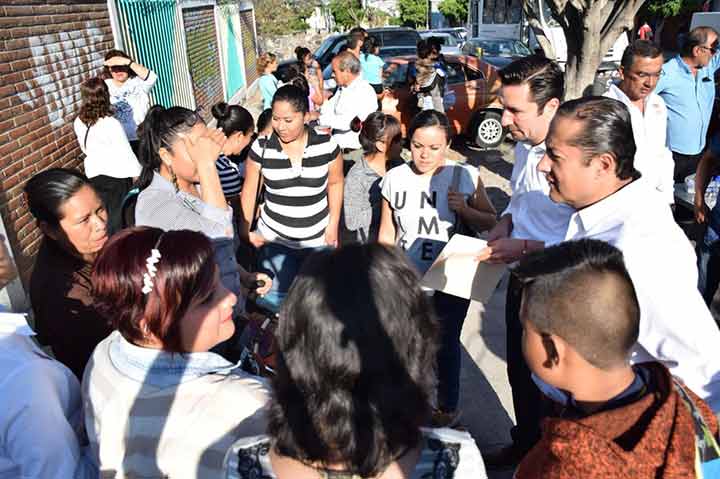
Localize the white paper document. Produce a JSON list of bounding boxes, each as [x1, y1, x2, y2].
[[421, 234, 506, 302]]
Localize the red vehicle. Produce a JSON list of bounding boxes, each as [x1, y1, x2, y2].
[[381, 54, 505, 148]]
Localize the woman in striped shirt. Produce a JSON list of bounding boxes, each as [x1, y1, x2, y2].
[[240, 84, 344, 312]]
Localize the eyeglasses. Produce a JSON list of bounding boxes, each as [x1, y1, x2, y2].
[[628, 70, 664, 80], [701, 45, 719, 54]]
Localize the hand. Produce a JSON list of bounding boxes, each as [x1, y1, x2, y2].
[[325, 225, 338, 248], [248, 232, 266, 249], [448, 191, 468, 213], [486, 220, 511, 242], [180, 128, 226, 168], [104, 56, 132, 67], [695, 196, 709, 224], [477, 238, 526, 264], [240, 272, 273, 297]]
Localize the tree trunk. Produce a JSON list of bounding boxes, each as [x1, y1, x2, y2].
[[564, 9, 604, 99]]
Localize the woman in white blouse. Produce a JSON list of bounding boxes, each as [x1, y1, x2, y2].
[[73, 77, 141, 233]]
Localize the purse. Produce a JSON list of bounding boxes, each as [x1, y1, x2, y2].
[[236, 136, 268, 270], [237, 310, 278, 377]]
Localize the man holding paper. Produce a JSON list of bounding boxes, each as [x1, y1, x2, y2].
[[478, 56, 574, 467]]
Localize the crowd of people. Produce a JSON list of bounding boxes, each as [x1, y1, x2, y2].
[[3, 23, 720, 479]]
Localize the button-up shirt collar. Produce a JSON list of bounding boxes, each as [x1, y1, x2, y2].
[[318, 76, 378, 150]]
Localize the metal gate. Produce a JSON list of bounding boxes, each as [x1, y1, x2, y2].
[[239, 8, 258, 88], [113, 0, 195, 109]]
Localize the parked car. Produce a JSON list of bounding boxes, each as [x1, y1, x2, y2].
[[428, 27, 468, 41], [275, 27, 421, 82], [461, 37, 533, 68], [419, 31, 464, 55], [381, 54, 505, 148]]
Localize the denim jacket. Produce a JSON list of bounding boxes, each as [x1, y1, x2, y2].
[[108, 331, 240, 388]]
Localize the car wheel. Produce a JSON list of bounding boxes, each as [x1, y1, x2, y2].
[[474, 111, 504, 148]]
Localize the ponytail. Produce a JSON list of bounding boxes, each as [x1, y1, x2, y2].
[[211, 102, 254, 137], [136, 105, 203, 191]]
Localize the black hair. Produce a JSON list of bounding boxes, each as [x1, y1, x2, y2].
[[257, 108, 272, 134], [499, 56, 564, 111], [407, 109, 452, 144], [363, 35, 380, 54], [347, 35, 363, 50], [286, 71, 310, 98], [103, 49, 137, 79], [620, 40, 663, 70], [514, 239, 640, 369], [136, 105, 203, 191], [427, 36, 443, 52], [268, 244, 438, 477], [553, 97, 639, 181], [349, 26, 367, 37], [416, 39, 432, 59], [272, 84, 309, 114], [359, 112, 401, 155], [681, 26, 719, 57], [25, 168, 93, 227], [295, 46, 312, 63], [211, 102, 254, 137]]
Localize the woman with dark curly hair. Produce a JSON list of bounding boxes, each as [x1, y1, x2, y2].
[[73, 77, 141, 233], [224, 244, 487, 479]]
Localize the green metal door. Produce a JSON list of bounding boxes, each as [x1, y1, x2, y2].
[[114, 0, 194, 109]]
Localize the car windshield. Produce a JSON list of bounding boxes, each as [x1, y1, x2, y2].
[[472, 39, 531, 56], [378, 47, 416, 58], [382, 31, 420, 46]]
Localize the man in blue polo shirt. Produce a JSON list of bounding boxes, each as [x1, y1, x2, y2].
[[655, 26, 720, 182]]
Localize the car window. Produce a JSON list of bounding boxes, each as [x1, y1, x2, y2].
[[381, 31, 421, 47], [383, 62, 409, 85], [464, 65, 485, 81], [445, 62, 466, 84], [513, 41, 532, 55]]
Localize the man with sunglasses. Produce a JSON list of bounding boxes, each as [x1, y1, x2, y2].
[[605, 40, 674, 205], [655, 26, 720, 183]]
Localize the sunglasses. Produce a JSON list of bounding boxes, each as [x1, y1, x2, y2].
[[109, 65, 130, 73]]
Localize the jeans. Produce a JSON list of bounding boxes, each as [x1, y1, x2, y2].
[[506, 273, 542, 450], [698, 205, 720, 306], [433, 291, 470, 412], [255, 242, 319, 313]]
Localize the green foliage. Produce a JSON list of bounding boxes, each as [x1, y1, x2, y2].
[[255, 0, 319, 36], [399, 0, 427, 27], [438, 0, 468, 26], [329, 0, 364, 29], [646, 0, 703, 17]]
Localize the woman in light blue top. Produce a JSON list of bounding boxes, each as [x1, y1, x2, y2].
[[362, 36, 386, 95], [257, 53, 279, 110]]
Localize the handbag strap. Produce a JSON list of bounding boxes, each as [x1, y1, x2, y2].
[[84, 124, 91, 149], [672, 378, 720, 469], [249, 135, 269, 232], [451, 163, 464, 232]]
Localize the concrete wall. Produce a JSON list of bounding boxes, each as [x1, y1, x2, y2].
[[0, 0, 114, 284]]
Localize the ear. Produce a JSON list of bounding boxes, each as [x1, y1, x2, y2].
[[158, 146, 173, 168], [541, 333, 561, 368], [375, 139, 387, 153], [303, 112, 310, 125], [543, 97, 560, 117], [593, 152, 616, 178], [618, 66, 625, 82]]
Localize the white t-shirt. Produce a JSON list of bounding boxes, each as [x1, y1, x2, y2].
[[105, 71, 158, 141], [381, 160, 479, 274], [73, 116, 142, 179]]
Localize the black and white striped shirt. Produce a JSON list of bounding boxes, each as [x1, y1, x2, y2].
[[249, 130, 340, 248], [215, 154, 243, 199]]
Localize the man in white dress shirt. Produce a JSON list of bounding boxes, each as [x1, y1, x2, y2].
[[318, 50, 378, 164], [538, 97, 720, 413], [604, 40, 674, 204], [480, 56, 575, 467]]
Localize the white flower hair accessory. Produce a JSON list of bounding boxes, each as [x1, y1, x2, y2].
[[141, 236, 164, 295]]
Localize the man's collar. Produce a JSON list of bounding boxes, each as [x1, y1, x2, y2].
[[607, 83, 652, 111], [574, 178, 641, 231]]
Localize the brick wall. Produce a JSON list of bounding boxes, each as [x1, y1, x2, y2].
[[183, 6, 223, 122], [239, 8, 258, 88], [0, 1, 114, 284]]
